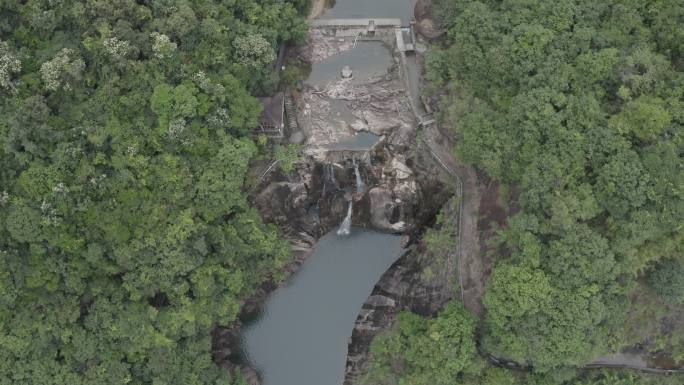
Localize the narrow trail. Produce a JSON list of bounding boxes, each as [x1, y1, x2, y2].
[[421, 124, 684, 374], [248, 160, 280, 194], [400, 41, 485, 316], [420, 124, 484, 316], [401, 18, 681, 377], [583, 363, 684, 374]]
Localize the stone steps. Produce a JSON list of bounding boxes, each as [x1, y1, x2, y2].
[[284, 94, 299, 131]]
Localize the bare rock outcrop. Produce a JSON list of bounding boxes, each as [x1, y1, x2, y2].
[[344, 244, 457, 385], [414, 0, 446, 40], [368, 187, 406, 233], [343, 139, 461, 385]]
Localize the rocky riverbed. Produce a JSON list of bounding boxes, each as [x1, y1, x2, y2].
[[251, 28, 429, 238], [298, 30, 416, 161]]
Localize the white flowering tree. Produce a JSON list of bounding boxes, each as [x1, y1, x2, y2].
[[150, 32, 177, 59], [39, 48, 85, 92], [103, 37, 133, 61], [0, 40, 21, 94], [233, 33, 276, 69]]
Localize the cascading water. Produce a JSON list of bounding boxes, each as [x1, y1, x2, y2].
[[336, 201, 352, 236], [352, 157, 366, 194], [328, 163, 337, 186], [322, 163, 337, 197]]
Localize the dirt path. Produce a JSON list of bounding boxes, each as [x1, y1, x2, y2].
[[421, 124, 485, 316], [308, 0, 326, 20]]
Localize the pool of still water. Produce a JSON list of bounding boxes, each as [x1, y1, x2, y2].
[[240, 228, 403, 385]]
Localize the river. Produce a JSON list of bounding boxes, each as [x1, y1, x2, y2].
[[240, 1, 419, 384], [240, 229, 403, 385]]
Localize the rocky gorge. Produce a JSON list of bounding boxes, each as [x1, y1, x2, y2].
[[213, 7, 463, 385], [251, 26, 445, 242]]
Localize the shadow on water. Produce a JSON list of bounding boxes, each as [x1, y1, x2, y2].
[[240, 228, 403, 385]]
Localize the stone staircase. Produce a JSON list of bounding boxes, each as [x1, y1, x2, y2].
[[284, 94, 299, 131]]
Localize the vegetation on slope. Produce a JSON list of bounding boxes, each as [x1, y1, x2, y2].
[[0, 1, 306, 384], [368, 0, 683, 383]]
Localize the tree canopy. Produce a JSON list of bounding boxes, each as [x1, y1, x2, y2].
[[365, 302, 481, 385], [428, 0, 684, 372], [0, 0, 306, 384]]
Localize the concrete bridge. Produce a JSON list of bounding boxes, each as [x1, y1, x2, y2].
[[308, 18, 416, 53]]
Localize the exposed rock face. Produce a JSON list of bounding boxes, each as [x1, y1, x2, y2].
[[254, 180, 316, 236], [253, 164, 337, 234], [344, 245, 457, 385], [252, 151, 422, 238], [241, 366, 261, 385], [414, 0, 446, 40], [252, 36, 431, 236], [368, 187, 405, 233], [297, 31, 415, 161], [300, 76, 414, 160], [343, 141, 461, 385], [391, 156, 412, 180], [350, 119, 368, 132], [272, 125, 442, 234], [218, 25, 459, 385], [304, 28, 355, 64]]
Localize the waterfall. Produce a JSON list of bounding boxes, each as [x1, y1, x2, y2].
[[328, 163, 337, 186], [336, 201, 352, 236], [322, 163, 337, 197], [308, 203, 320, 224], [352, 157, 366, 194]]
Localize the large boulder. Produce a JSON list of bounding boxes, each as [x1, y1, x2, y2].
[[241, 366, 261, 385], [368, 187, 406, 233], [341, 65, 353, 78], [414, 0, 446, 40], [254, 181, 315, 236], [391, 156, 413, 180]]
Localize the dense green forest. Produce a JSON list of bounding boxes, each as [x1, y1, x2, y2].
[[368, 0, 683, 384], [0, 1, 307, 384], [2, 0, 683, 384], [365, 303, 683, 385]]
